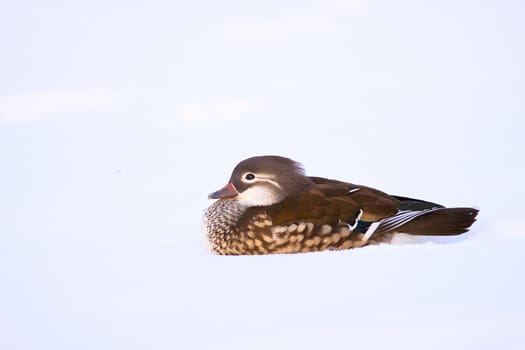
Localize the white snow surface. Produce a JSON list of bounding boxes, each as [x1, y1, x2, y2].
[[2, 1, 525, 349], [2, 176, 524, 349]]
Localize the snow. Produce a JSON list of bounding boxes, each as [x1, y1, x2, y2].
[[4, 236, 525, 349], [2, 0, 525, 349], [2, 169, 524, 349]]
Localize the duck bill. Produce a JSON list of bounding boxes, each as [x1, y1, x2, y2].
[[208, 183, 238, 199]]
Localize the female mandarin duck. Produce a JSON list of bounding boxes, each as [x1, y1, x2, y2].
[[204, 156, 478, 255]]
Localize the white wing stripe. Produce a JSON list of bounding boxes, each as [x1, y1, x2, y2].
[[375, 208, 442, 235], [350, 209, 363, 231], [362, 221, 381, 241]]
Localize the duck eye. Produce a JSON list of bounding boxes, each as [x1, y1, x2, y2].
[[244, 173, 255, 181]]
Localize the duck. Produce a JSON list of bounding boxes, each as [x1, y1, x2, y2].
[[204, 155, 478, 255]]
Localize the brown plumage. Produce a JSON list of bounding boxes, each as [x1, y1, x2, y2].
[[204, 156, 479, 255]]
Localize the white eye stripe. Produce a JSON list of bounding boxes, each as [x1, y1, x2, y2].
[[259, 177, 283, 190], [240, 172, 283, 190]]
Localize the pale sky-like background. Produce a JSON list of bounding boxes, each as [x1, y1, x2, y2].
[[1, 1, 525, 349]]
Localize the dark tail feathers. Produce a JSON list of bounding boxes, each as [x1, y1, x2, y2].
[[397, 208, 479, 236]]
